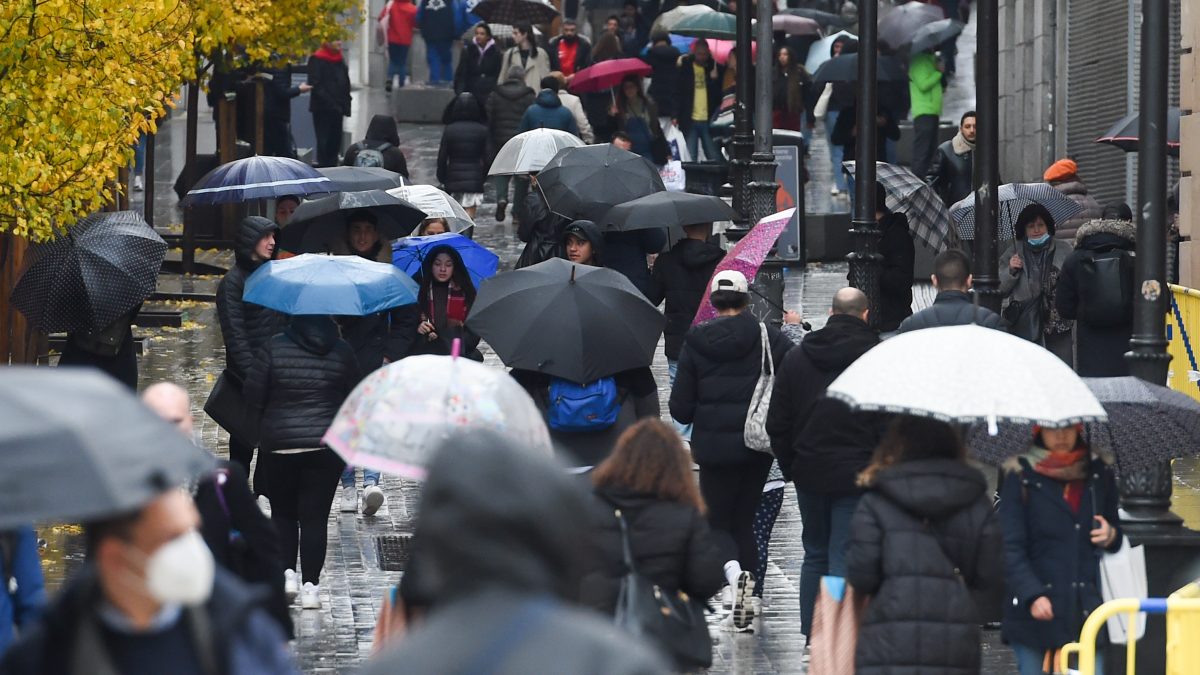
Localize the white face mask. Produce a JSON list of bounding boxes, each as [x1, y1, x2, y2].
[[142, 530, 215, 606]]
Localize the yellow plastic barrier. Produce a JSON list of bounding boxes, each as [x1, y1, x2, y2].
[[1059, 594, 1200, 675], [1167, 582, 1200, 675], [1167, 284, 1200, 401]]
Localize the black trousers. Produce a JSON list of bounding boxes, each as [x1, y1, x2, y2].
[[260, 449, 345, 584], [312, 110, 344, 167], [698, 453, 773, 571], [912, 114, 940, 180]]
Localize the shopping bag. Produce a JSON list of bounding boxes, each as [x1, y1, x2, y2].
[[664, 122, 691, 163], [376, 0, 393, 47], [809, 576, 867, 675], [204, 369, 260, 446], [659, 160, 686, 192], [1099, 536, 1147, 643]]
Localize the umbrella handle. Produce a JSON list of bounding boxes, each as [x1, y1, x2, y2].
[[451, 337, 461, 359]]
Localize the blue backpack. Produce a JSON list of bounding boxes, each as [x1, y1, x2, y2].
[[547, 377, 620, 432]]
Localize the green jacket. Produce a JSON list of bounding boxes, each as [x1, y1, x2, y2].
[[908, 53, 943, 118]]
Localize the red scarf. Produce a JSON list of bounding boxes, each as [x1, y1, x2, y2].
[[313, 46, 344, 62], [1024, 446, 1089, 513], [426, 282, 468, 327]]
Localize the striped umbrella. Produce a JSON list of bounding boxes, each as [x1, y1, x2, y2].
[[843, 160, 957, 252], [949, 182, 1084, 241], [184, 156, 332, 206]]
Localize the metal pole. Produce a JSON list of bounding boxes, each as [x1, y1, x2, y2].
[[747, 0, 778, 226], [144, 130, 155, 227], [971, 0, 1001, 313], [846, 0, 880, 324], [1122, 0, 1179, 526], [730, 0, 755, 225], [182, 82, 199, 275]]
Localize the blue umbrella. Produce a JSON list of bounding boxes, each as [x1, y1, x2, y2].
[[244, 254, 419, 316], [392, 232, 500, 288], [184, 156, 333, 206]]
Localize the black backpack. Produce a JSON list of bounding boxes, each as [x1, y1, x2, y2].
[[350, 141, 392, 168], [1077, 247, 1136, 328]]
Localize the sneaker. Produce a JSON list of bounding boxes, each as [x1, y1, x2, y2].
[[721, 585, 733, 611], [732, 571, 756, 630], [830, 186, 841, 196], [719, 612, 755, 633], [300, 582, 320, 609], [385, 80, 393, 92], [133, 175, 144, 191], [340, 486, 358, 513], [495, 200, 508, 221], [284, 569, 299, 602], [256, 495, 272, 518], [362, 485, 385, 516]]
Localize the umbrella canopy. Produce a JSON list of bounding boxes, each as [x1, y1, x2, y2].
[[316, 166, 407, 192], [569, 58, 653, 94], [652, 4, 715, 35], [842, 161, 957, 252], [472, 0, 557, 24], [11, 211, 167, 334], [386, 184, 475, 232], [537, 144, 665, 221], [706, 38, 757, 66], [392, 232, 500, 288], [827, 324, 1108, 428], [693, 209, 795, 325], [488, 128, 586, 175], [812, 53, 907, 86], [323, 355, 552, 480], [603, 191, 737, 234], [950, 182, 1084, 241], [671, 11, 737, 39], [878, 0, 945, 51], [1096, 107, 1182, 158], [184, 156, 332, 206], [805, 30, 856, 73], [772, 14, 822, 36], [966, 376, 1200, 472], [907, 18, 965, 55], [782, 7, 847, 29], [467, 258, 665, 383], [244, 254, 419, 315], [277, 190, 427, 253], [0, 368, 214, 530]]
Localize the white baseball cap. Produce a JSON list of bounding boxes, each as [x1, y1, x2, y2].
[[710, 270, 749, 294]]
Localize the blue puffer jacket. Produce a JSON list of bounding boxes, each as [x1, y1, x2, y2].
[[0, 527, 45, 657], [518, 90, 579, 136]]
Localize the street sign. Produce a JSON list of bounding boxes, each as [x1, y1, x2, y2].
[[772, 144, 804, 262]]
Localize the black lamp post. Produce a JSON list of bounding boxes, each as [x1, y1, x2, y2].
[[971, 0, 1001, 312], [730, 0, 755, 225], [747, 0, 778, 226], [845, 0, 881, 321]]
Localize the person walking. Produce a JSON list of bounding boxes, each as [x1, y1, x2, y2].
[[518, 81, 581, 136], [1055, 218, 1137, 377], [343, 114, 410, 177], [610, 75, 666, 164], [244, 315, 360, 610], [1000, 203, 1074, 364], [560, 219, 604, 267], [772, 46, 811, 134], [831, 102, 901, 173], [675, 39, 723, 163], [380, 0, 418, 91], [437, 93, 489, 219], [926, 110, 975, 205], [307, 41, 352, 167], [847, 415, 1005, 674], [417, 0, 458, 85], [57, 307, 140, 390], [641, 33, 680, 126], [669, 270, 793, 632], [766, 287, 884, 641], [410, 245, 483, 360], [0, 526, 45, 657], [898, 248, 1004, 332], [908, 48, 945, 179], [487, 66, 537, 222], [817, 36, 856, 196], [216, 216, 286, 482], [514, 176, 567, 268], [549, 72, 594, 142], [873, 181, 916, 333], [548, 19, 592, 80], [261, 64, 311, 158], [1044, 159, 1104, 243], [499, 24, 552, 91], [999, 424, 1122, 675], [454, 22, 501, 102]]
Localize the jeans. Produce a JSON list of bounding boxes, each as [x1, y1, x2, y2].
[[825, 110, 848, 191], [132, 134, 147, 174], [1011, 643, 1104, 675], [666, 359, 692, 441], [340, 465, 381, 488], [911, 114, 940, 179], [426, 40, 453, 83], [796, 488, 861, 637], [685, 121, 719, 163], [387, 43, 410, 86], [260, 449, 345, 584], [698, 454, 773, 570]]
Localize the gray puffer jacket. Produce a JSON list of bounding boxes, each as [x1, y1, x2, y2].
[[1050, 179, 1104, 242]]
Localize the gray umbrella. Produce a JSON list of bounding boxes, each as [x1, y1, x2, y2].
[[0, 368, 214, 529], [907, 18, 964, 55], [878, 1, 944, 51], [603, 192, 737, 234], [278, 190, 427, 253]]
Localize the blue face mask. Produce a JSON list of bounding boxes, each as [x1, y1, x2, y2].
[[1027, 233, 1051, 247]]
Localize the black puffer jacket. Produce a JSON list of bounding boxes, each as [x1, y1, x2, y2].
[[243, 315, 359, 452], [579, 486, 725, 615], [1055, 219, 1137, 377], [454, 40, 502, 103], [646, 238, 725, 360], [307, 51, 351, 116], [847, 459, 1005, 675], [437, 93, 490, 194], [342, 114, 409, 177], [669, 311, 792, 465], [766, 313, 885, 490], [877, 212, 916, 332], [897, 290, 1004, 333], [216, 216, 286, 381], [641, 44, 682, 118], [486, 79, 537, 153]]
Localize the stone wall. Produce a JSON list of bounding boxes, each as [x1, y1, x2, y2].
[[997, 0, 1060, 184]]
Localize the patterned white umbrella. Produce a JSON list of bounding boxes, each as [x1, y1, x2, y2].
[[488, 129, 586, 176], [949, 182, 1084, 241], [827, 325, 1107, 430], [387, 184, 474, 232]]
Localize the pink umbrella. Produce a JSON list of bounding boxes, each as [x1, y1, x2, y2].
[[706, 39, 757, 66], [693, 208, 795, 326], [569, 58, 653, 94]]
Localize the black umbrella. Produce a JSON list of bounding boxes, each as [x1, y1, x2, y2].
[[10, 211, 167, 334], [1096, 107, 1182, 158], [538, 144, 666, 221], [811, 53, 908, 87], [0, 368, 214, 529], [466, 258, 665, 383], [473, 0, 558, 25], [878, 1, 944, 51], [907, 18, 964, 55], [781, 7, 846, 29], [277, 190, 427, 253], [603, 191, 737, 233], [316, 166, 407, 192]]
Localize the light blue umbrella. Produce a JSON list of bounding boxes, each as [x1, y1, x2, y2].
[[392, 232, 499, 288], [805, 30, 856, 73], [244, 254, 419, 315]]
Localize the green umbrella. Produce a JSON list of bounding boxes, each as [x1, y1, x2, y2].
[[671, 11, 737, 40]]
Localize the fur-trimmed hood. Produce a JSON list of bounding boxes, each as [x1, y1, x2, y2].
[[1075, 218, 1136, 247]]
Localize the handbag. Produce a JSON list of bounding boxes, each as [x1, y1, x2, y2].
[[1002, 297, 1043, 343], [612, 509, 713, 670], [204, 369, 260, 446], [809, 576, 867, 675], [1099, 535, 1148, 643], [743, 322, 775, 454], [658, 160, 687, 193]]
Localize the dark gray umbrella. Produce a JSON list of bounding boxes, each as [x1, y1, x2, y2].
[[0, 368, 214, 529], [1096, 107, 1182, 158], [538, 144, 665, 221], [473, 0, 558, 25], [10, 211, 167, 333], [603, 192, 737, 233], [316, 166, 407, 192], [466, 258, 665, 383], [277, 190, 427, 253], [781, 7, 847, 29], [878, 1, 944, 51], [907, 18, 964, 55], [811, 53, 908, 87]]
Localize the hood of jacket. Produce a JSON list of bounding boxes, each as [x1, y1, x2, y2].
[[534, 88, 563, 108], [1075, 218, 1136, 248], [406, 432, 588, 606], [646, 44, 681, 64], [800, 313, 878, 371], [563, 219, 604, 254], [284, 315, 339, 355], [365, 114, 401, 145], [1052, 178, 1091, 198], [674, 238, 725, 269], [871, 458, 988, 520], [495, 80, 535, 101], [446, 92, 484, 123], [235, 216, 279, 270], [684, 310, 760, 362]]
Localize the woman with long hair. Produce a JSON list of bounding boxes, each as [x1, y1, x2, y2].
[[772, 46, 811, 135], [608, 74, 665, 163], [454, 22, 501, 102], [846, 415, 1003, 674], [586, 32, 626, 141], [499, 24, 551, 90], [412, 245, 483, 360]]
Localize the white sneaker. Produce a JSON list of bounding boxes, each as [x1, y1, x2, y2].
[[133, 175, 144, 191], [284, 569, 298, 602], [719, 611, 755, 633], [256, 495, 272, 518], [720, 585, 733, 610], [340, 486, 358, 513], [300, 582, 321, 609], [361, 485, 385, 516], [830, 186, 840, 196], [732, 571, 756, 630]]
